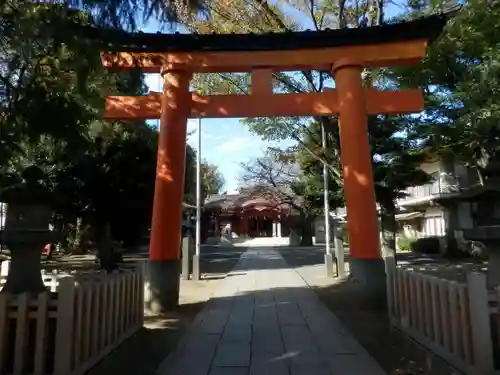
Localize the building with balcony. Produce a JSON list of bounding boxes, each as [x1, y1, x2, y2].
[[394, 156, 480, 238], [331, 155, 483, 239]]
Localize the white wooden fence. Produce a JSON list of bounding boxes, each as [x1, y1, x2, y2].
[[0, 261, 145, 375], [387, 266, 497, 375]]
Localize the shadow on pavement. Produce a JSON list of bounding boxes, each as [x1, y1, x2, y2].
[[279, 247, 460, 375]]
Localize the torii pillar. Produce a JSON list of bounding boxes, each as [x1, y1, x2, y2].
[[146, 66, 192, 314], [333, 59, 385, 306]]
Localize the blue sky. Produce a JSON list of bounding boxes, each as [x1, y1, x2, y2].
[[140, 3, 404, 192]]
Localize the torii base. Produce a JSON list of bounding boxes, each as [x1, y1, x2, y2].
[[349, 258, 387, 311], [144, 259, 180, 314]]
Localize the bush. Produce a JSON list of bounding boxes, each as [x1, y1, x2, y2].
[[466, 240, 488, 260], [396, 235, 413, 252], [454, 239, 488, 260], [339, 223, 349, 245], [410, 236, 441, 255]]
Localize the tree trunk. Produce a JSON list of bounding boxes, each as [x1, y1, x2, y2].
[[96, 223, 119, 273], [299, 214, 314, 246], [70, 217, 86, 254], [477, 167, 485, 185]]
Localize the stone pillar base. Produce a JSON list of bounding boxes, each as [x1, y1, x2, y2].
[[192, 254, 200, 281], [145, 259, 180, 314], [349, 258, 387, 310], [181, 237, 191, 280], [324, 253, 335, 278]]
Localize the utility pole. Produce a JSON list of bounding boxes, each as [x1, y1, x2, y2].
[[193, 117, 202, 280], [322, 123, 334, 277]]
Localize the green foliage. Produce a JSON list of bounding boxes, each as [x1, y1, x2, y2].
[[396, 234, 414, 252], [201, 161, 225, 198], [63, 221, 92, 254], [65, 0, 205, 29], [394, 0, 500, 181], [337, 222, 349, 245], [297, 120, 344, 212], [184, 145, 197, 203], [0, 3, 198, 251]]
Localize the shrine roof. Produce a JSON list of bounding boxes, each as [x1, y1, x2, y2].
[[203, 191, 290, 212], [85, 9, 458, 53]]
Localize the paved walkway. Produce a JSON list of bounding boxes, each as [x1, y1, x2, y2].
[[156, 249, 387, 375]]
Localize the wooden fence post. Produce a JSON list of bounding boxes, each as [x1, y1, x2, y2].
[[54, 277, 76, 375], [467, 272, 495, 374], [137, 261, 146, 327], [34, 292, 50, 375], [0, 293, 8, 372]]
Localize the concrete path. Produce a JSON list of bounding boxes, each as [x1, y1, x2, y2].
[[156, 248, 387, 375]]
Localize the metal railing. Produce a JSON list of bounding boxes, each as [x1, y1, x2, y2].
[[401, 173, 460, 201]]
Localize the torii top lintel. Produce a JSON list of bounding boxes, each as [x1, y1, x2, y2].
[[99, 12, 453, 74]]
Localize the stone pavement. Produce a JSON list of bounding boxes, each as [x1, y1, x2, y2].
[[155, 248, 387, 375]]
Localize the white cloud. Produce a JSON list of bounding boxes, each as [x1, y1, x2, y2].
[[217, 137, 257, 154]]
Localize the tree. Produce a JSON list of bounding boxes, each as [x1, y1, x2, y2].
[[0, 3, 197, 268], [183, 145, 197, 204], [201, 161, 225, 198], [296, 116, 430, 254], [239, 151, 317, 246], [393, 0, 500, 185], [181, 0, 387, 183], [64, 0, 206, 30]]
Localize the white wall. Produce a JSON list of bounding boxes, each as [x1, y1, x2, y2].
[[419, 161, 442, 175], [422, 206, 446, 236]]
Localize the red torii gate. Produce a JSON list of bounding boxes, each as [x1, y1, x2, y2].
[[100, 12, 451, 312]]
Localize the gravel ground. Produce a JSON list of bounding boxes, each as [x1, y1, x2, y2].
[[395, 252, 486, 283]]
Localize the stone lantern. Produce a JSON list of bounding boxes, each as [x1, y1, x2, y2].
[[0, 166, 56, 294]]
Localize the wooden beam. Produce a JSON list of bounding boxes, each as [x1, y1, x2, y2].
[[101, 40, 427, 73], [251, 70, 273, 95], [105, 89, 424, 119]]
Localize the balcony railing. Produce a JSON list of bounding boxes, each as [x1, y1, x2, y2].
[[400, 173, 459, 201], [332, 174, 461, 214]]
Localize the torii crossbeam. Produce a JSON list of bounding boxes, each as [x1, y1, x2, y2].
[[99, 12, 452, 312]]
